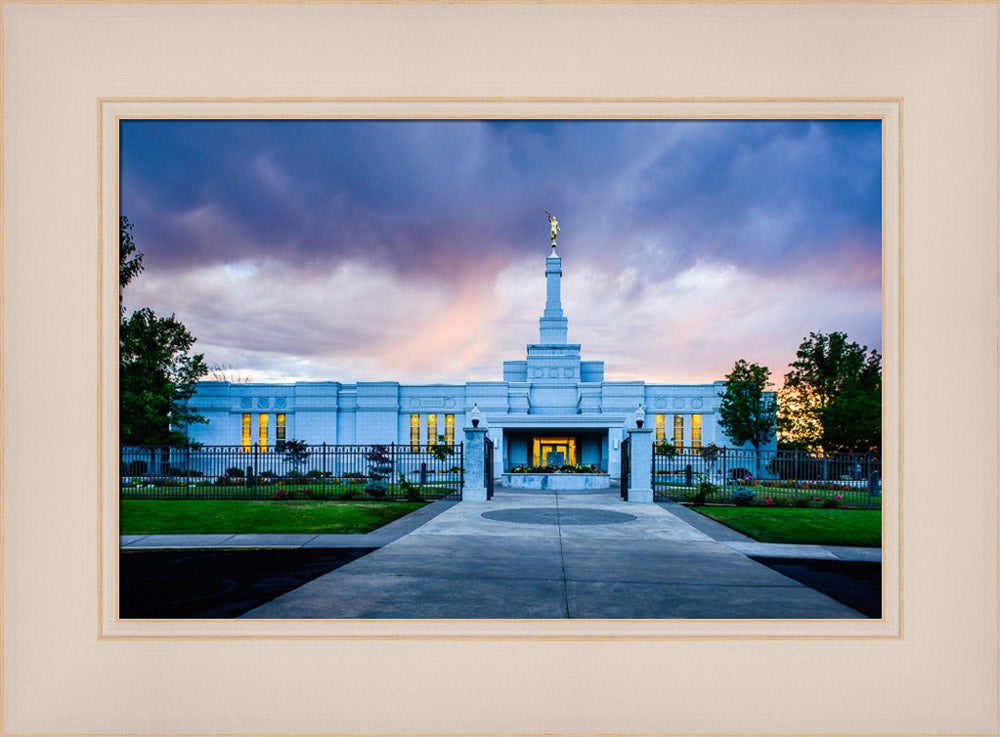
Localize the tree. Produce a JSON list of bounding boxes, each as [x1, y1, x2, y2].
[[119, 216, 143, 316], [717, 359, 776, 477], [780, 331, 881, 452], [207, 363, 254, 383], [428, 434, 456, 462], [282, 439, 309, 473], [775, 384, 822, 451], [119, 217, 208, 446]]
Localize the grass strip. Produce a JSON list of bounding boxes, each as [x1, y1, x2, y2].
[[691, 506, 881, 547], [121, 500, 425, 535]]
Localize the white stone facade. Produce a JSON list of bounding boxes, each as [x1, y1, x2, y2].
[[186, 249, 775, 480]]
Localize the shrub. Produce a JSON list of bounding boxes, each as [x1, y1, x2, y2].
[[366, 445, 393, 481], [398, 474, 423, 502], [728, 467, 751, 481], [731, 487, 755, 506], [225, 466, 245, 478], [654, 441, 677, 457], [364, 481, 388, 499], [125, 460, 148, 476], [342, 471, 366, 480], [259, 470, 276, 478], [694, 481, 715, 505], [339, 487, 359, 500], [428, 435, 456, 462], [793, 496, 812, 508], [306, 469, 324, 479], [272, 487, 311, 501]]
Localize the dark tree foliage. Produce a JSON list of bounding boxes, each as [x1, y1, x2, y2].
[[282, 439, 309, 470], [781, 331, 881, 452], [119, 216, 143, 315], [119, 217, 207, 446], [718, 360, 777, 476]]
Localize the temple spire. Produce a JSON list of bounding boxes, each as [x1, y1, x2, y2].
[[539, 245, 568, 344]]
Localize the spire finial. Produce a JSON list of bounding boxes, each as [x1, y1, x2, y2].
[[545, 211, 560, 249]]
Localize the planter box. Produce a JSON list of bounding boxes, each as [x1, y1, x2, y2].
[[501, 472, 611, 490]]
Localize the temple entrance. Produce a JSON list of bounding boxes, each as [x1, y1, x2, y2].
[[533, 436, 576, 467], [502, 429, 608, 474]]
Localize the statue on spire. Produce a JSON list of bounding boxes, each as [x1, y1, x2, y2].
[[545, 211, 560, 249]]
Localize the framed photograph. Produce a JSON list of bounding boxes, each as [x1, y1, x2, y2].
[[112, 114, 890, 627], [3, 2, 996, 735]]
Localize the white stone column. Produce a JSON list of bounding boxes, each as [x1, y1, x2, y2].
[[463, 426, 489, 501], [626, 427, 654, 503]]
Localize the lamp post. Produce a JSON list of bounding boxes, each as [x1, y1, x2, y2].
[[635, 404, 646, 429], [470, 403, 481, 428]]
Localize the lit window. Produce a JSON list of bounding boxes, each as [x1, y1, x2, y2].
[[691, 414, 702, 452], [410, 414, 420, 452], [276, 414, 286, 453], [427, 414, 438, 445], [654, 414, 666, 443], [673, 414, 684, 451], [241, 413, 252, 451], [445, 414, 455, 444], [259, 413, 269, 452]]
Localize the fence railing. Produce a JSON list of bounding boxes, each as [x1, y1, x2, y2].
[[121, 443, 464, 501], [651, 446, 881, 509]]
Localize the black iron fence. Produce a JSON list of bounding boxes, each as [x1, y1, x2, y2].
[[121, 443, 464, 501], [651, 446, 882, 509], [620, 435, 631, 500]]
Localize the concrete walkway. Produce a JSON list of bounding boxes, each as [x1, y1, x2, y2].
[[216, 487, 877, 619]]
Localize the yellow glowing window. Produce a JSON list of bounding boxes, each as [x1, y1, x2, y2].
[[427, 414, 438, 445], [673, 414, 684, 450], [258, 413, 269, 452], [445, 414, 455, 444], [410, 414, 420, 452], [654, 414, 666, 443], [241, 413, 252, 451], [691, 414, 702, 452], [276, 414, 286, 452]]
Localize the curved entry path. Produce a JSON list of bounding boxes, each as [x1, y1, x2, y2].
[[242, 487, 866, 619]]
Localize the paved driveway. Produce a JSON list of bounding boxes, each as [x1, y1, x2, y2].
[[241, 488, 867, 619]]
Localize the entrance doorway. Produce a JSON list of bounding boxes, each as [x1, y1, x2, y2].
[[533, 436, 576, 466]]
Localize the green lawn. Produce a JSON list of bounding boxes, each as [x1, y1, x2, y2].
[[691, 506, 881, 547], [655, 480, 880, 509], [120, 499, 425, 535]]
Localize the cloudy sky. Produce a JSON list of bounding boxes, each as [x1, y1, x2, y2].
[[119, 119, 881, 386]]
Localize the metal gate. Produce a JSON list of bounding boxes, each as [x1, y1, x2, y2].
[[485, 436, 494, 500], [620, 435, 630, 499]]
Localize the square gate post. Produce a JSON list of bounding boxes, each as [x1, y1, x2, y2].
[[462, 426, 489, 501], [626, 427, 654, 503]]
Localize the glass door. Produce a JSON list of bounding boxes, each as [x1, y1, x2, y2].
[[532, 436, 577, 466]]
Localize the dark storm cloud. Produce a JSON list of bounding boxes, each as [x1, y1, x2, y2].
[[122, 119, 880, 279]]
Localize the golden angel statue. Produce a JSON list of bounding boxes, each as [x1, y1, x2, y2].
[[545, 211, 560, 247]]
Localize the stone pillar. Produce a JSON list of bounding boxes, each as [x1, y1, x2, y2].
[[463, 426, 489, 501], [626, 427, 654, 503]]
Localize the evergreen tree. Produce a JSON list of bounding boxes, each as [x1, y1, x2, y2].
[[718, 359, 776, 477]]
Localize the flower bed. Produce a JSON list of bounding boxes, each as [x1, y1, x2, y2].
[[508, 463, 601, 474]]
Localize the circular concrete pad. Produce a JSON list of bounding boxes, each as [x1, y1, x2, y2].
[[481, 508, 637, 526]]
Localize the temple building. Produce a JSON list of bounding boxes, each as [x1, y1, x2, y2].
[[186, 243, 773, 480]]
